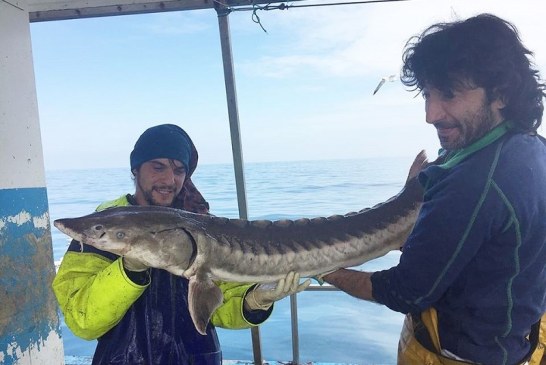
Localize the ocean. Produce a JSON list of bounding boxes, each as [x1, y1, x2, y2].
[[47, 156, 415, 364]]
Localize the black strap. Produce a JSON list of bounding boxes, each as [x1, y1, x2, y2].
[[411, 313, 475, 364], [411, 312, 438, 353], [411, 313, 541, 365], [518, 319, 541, 364]]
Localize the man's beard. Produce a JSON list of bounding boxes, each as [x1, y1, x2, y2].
[[143, 189, 174, 207], [137, 180, 177, 207], [440, 101, 500, 151]]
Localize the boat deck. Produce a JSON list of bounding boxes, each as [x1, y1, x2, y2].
[[65, 356, 358, 365]]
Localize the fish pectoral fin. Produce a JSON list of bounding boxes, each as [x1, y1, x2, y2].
[[188, 275, 223, 336]]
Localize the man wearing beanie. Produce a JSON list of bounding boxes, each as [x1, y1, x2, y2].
[[53, 124, 309, 365]]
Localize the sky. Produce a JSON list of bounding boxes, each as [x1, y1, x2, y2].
[[29, 0, 546, 170]]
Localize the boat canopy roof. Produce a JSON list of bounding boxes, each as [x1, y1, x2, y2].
[[27, 0, 285, 22]]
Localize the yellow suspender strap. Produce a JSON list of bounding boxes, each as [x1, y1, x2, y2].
[[421, 307, 442, 352]]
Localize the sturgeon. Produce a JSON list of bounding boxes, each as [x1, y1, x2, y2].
[[54, 150, 429, 335]]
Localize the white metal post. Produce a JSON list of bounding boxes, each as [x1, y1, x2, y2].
[[0, 1, 64, 364]]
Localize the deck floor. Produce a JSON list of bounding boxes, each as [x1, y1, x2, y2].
[[65, 355, 358, 365]]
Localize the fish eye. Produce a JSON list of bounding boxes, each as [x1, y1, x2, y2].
[[116, 232, 125, 239], [94, 225, 103, 231]]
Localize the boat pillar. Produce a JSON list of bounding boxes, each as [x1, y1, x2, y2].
[[0, 1, 64, 364]]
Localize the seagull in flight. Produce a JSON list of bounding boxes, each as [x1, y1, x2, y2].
[[373, 74, 398, 95]]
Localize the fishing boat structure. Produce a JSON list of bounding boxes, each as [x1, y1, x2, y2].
[[1, 0, 412, 364]]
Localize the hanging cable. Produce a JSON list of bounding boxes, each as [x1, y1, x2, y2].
[[252, 3, 269, 33]]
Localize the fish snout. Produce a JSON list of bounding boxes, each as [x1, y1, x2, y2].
[[54, 218, 86, 242], [53, 218, 66, 231], [54, 218, 75, 236], [54, 218, 106, 243]]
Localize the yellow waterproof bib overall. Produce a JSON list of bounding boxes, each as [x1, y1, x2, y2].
[[397, 308, 543, 365]]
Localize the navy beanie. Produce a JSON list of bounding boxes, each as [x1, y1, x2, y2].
[[130, 124, 192, 172]]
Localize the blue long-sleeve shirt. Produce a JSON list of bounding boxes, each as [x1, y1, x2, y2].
[[372, 123, 546, 365]]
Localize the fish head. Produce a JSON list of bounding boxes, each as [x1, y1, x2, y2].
[[54, 206, 200, 273], [54, 212, 137, 255]]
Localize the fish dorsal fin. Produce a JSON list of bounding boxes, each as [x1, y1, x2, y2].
[[188, 274, 223, 335]]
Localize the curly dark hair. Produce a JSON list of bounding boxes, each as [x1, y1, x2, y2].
[[401, 13, 545, 132]]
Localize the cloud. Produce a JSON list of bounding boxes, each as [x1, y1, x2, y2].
[[236, 0, 546, 79]]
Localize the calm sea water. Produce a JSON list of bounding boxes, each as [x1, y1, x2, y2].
[[46, 157, 415, 364]]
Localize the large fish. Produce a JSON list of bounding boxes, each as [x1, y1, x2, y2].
[[54, 150, 429, 335]]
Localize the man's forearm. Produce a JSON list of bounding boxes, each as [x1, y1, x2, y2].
[[322, 268, 376, 302]]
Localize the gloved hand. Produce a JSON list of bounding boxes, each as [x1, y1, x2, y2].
[[122, 256, 148, 272], [244, 272, 311, 311]]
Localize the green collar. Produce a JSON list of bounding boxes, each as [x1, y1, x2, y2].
[[440, 121, 513, 169]]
